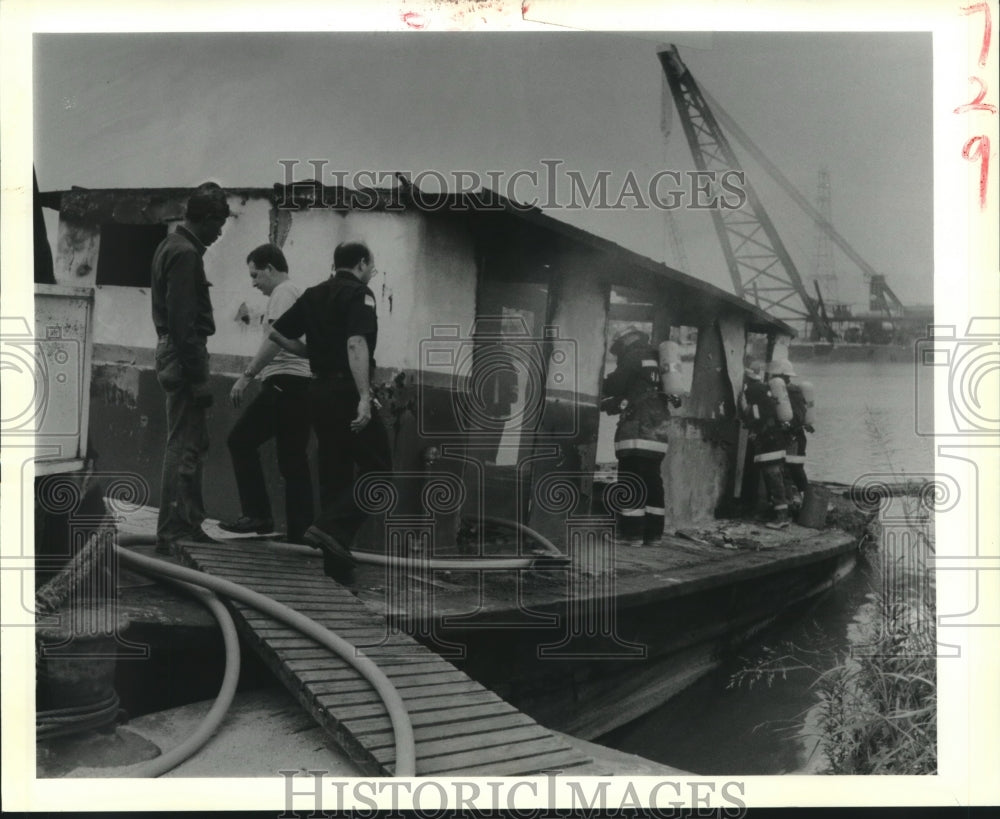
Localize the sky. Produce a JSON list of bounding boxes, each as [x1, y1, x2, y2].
[[8, 5, 1000, 811], [33, 29, 933, 310]]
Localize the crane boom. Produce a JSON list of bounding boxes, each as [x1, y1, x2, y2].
[[701, 88, 896, 297], [658, 45, 833, 340]]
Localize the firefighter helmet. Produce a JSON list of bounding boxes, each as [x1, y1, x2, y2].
[[610, 325, 649, 356], [767, 358, 796, 377]]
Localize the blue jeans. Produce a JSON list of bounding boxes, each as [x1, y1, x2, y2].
[[155, 336, 210, 544]]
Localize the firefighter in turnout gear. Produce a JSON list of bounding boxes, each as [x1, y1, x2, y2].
[[601, 327, 677, 545], [739, 360, 790, 527], [771, 359, 812, 505]]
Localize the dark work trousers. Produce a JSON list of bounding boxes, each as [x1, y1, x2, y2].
[[154, 336, 209, 545], [227, 375, 314, 543], [616, 454, 666, 543], [741, 435, 759, 510], [784, 429, 809, 494], [751, 429, 788, 515], [760, 462, 788, 513], [309, 377, 392, 550]]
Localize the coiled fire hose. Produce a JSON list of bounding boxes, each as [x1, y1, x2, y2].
[[59, 517, 565, 776], [113, 575, 241, 778], [115, 540, 417, 777]]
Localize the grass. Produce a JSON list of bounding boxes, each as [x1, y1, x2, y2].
[[810, 587, 936, 774], [730, 408, 937, 774], [730, 560, 937, 774]]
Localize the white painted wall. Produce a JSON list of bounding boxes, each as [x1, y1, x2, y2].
[[69, 196, 479, 377], [88, 195, 275, 357], [204, 197, 276, 358], [281, 208, 343, 288], [92, 283, 158, 350], [55, 221, 100, 286], [341, 210, 417, 372], [401, 213, 478, 374], [277, 208, 477, 374], [545, 258, 608, 401]]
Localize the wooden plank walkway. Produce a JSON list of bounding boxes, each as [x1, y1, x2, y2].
[[174, 538, 592, 776]]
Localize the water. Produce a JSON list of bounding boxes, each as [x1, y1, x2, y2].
[[602, 561, 878, 774], [595, 358, 934, 482], [599, 360, 934, 774], [798, 359, 933, 484]]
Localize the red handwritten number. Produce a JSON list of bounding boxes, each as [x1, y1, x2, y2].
[[958, 5, 994, 209], [962, 135, 991, 209], [954, 75, 999, 114], [962, 2, 993, 67]]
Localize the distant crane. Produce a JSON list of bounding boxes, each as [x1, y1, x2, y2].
[[658, 45, 909, 342], [811, 168, 839, 308]]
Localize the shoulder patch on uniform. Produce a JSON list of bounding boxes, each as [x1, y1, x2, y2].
[[364, 294, 376, 308]]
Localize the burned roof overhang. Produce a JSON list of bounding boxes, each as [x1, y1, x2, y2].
[[41, 186, 273, 225], [474, 191, 796, 338], [41, 183, 794, 337]]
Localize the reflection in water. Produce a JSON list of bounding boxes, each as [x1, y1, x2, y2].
[[602, 560, 878, 774]]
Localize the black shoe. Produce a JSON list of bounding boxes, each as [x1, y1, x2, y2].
[[303, 526, 356, 577], [155, 541, 175, 556], [219, 516, 275, 535], [322, 554, 356, 586]]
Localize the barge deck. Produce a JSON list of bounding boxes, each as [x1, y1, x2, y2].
[[142, 536, 592, 777], [109, 501, 862, 741]]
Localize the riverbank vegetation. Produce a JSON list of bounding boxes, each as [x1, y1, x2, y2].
[[731, 497, 936, 774]]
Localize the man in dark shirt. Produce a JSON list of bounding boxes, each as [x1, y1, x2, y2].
[[150, 182, 230, 553], [270, 241, 391, 583]]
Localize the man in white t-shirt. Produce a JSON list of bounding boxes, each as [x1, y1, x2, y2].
[[221, 244, 313, 543]]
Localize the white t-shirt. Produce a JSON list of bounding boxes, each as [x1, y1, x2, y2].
[[258, 279, 311, 380]]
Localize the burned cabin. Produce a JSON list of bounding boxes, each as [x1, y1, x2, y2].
[[37, 182, 794, 547]]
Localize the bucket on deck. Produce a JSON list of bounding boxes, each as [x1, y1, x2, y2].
[[797, 484, 829, 529]]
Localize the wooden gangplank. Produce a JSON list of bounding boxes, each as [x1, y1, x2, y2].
[[175, 539, 591, 776]]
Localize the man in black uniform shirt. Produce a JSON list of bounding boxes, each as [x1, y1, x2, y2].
[[269, 241, 390, 582]]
